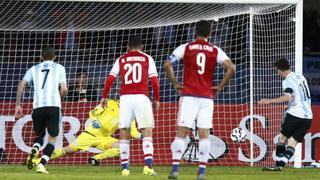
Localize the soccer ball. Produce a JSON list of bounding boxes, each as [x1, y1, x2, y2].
[[230, 127, 246, 143]]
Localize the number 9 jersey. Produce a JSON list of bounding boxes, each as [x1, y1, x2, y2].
[[169, 39, 229, 99], [109, 51, 158, 97]]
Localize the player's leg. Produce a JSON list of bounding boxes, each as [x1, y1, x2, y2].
[[36, 107, 60, 174], [274, 133, 288, 167], [90, 138, 120, 165], [51, 146, 79, 160], [119, 95, 134, 176], [134, 95, 157, 176], [196, 98, 213, 179], [263, 113, 293, 171], [277, 116, 312, 168], [169, 96, 199, 179], [28, 108, 46, 170]]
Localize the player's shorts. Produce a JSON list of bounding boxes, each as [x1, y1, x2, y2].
[[280, 113, 312, 142], [31, 106, 61, 137], [177, 96, 213, 129], [119, 94, 154, 129], [69, 132, 118, 151]]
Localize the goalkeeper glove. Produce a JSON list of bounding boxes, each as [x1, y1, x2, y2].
[[92, 120, 102, 129]]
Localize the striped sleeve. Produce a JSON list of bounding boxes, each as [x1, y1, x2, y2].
[[23, 67, 33, 83], [59, 65, 67, 84]]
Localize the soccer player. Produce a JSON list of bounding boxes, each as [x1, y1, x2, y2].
[[44, 100, 141, 165], [164, 20, 235, 179], [258, 58, 313, 171], [14, 46, 68, 174], [100, 36, 160, 176]]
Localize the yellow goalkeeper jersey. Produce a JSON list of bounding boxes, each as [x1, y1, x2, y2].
[[85, 100, 140, 138]]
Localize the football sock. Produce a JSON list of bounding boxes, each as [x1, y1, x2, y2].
[[50, 148, 66, 160], [93, 148, 120, 160], [143, 137, 154, 168], [275, 142, 286, 167], [33, 137, 44, 150], [198, 138, 211, 175], [120, 140, 130, 170], [40, 142, 55, 166], [171, 137, 185, 173]]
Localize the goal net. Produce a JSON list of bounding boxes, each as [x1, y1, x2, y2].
[[0, 0, 301, 167]]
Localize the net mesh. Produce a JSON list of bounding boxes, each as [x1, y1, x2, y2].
[[0, 0, 297, 166]]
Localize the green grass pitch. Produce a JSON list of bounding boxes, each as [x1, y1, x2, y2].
[[0, 165, 319, 180]]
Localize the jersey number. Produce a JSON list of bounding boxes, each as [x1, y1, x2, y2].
[[41, 69, 50, 89], [124, 63, 142, 84], [196, 53, 206, 75], [299, 81, 310, 101]]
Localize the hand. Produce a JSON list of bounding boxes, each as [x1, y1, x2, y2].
[[173, 83, 183, 91], [92, 120, 102, 129], [211, 85, 223, 93], [100, 98, 108, 108], [14, 105, 24, 120], [153, 101, 160, 111], [258, 98, 272, 105]]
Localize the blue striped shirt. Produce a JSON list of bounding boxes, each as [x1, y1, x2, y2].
[[23, 61, 67, 109], [282, 72, 313, 119]]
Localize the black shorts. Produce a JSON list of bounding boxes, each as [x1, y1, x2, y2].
[[280, 113, 312, 142], [31, 107, 61, 137]]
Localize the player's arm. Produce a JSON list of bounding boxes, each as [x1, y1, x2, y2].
[[148, 56, 160, 111], [15, 68, 33, 119], [15, 79, 28, 119], [163, 60, 182, 91], [59, 66, 68, 97], [163, 44, 186, 91], [100, 58, 119, 107], [213, 60, 235, 92], [258, 88, 292, 104]]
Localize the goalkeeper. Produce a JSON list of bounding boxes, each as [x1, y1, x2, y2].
[[38, 99, 141, 166]]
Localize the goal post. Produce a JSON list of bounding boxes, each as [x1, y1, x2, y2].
[[0, 0, 303, 167]]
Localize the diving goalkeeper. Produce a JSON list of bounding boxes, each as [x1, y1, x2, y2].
[[39, 99, 141, 166]]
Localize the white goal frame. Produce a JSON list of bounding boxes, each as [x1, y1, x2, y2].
[[38, 0, 304, 168], [1, 0, 303, 167]]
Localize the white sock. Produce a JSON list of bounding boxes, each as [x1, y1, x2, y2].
[[143, 137, 154, 167], [198, 138, 211, 169], [171, 137, 186, 164], [120, 140, 130, 169]]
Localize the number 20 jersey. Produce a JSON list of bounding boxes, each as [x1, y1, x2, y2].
[[109, 51, 158, 97], [169, 39, 229, 99]]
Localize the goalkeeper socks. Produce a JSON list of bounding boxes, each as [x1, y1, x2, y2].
[[40, 142, 55, 166], [143, 137, 154, 168], [33, 137, 44, 150], [198, 138, 210, 175], [171, 137, 186, 173], [93, 148, 120, 160], [275, 142, 286, 167], [50, 148, 66, 160], [120, 140, 130, 170]]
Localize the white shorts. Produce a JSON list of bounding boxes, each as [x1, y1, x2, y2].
[[119, 94, 154, 129], [177, 96, 213, 129]]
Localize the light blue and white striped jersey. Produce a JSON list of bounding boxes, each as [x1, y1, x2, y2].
[[282, 72, 312, 119], [23, 60, 67, 109]]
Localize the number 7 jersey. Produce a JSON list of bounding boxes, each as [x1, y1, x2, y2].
[[23, 60, 67, 109], [109, 51, 158, 97], [169, 39, 229, 99]]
